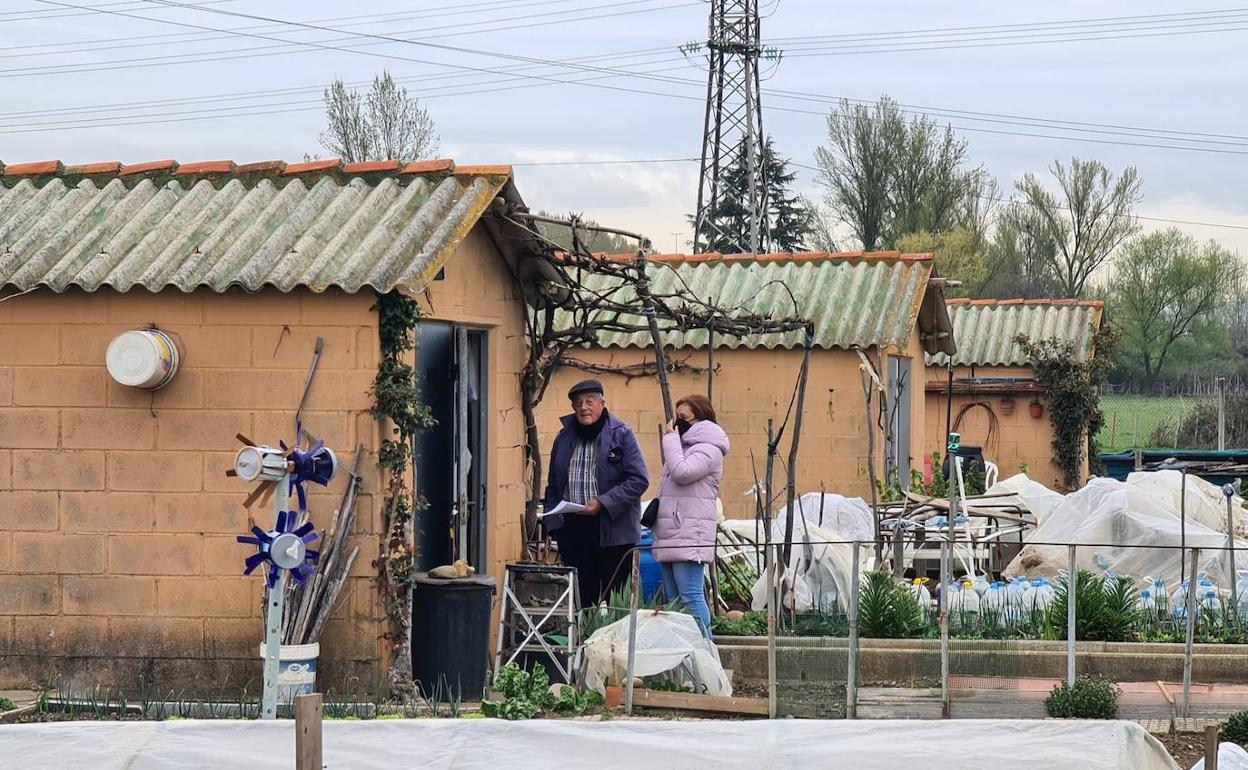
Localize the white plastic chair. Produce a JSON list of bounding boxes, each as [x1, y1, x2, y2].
[[984, 460, 999, 489]]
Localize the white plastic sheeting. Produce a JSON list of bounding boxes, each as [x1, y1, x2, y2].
[[1191, 742, 1248, 770], [986, 473, 1066, 526], [1126, 470, 1244, 535], [580, 609, 732, 696], [1005, 477, 1248, 588], [723, 493, 874, 614], [0, 718, 1179, 769]]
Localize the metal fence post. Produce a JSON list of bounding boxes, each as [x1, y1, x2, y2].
[[766, 545, 778, 719], [846, 541, 860, 719], [1067, 544, 1077, 688], [624, 548, 641, 716], [939, 538, 950, 719], [1183, 546, 1200, 718], [1218, 377, 1227, 451], [1226, 485, 1239, 613]]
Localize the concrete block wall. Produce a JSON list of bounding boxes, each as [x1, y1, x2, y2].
[[537, 345, 914, 518], [923, 364, 1075, 490], [0, 286, 385, 694]]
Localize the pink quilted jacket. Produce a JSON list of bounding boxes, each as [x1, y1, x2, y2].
[[652, 420, 729, 563]]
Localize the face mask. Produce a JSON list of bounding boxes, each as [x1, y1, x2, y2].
[[675, 418, 692, 435]]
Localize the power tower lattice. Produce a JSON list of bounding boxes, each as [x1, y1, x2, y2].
[[687, 0, 780, 255]]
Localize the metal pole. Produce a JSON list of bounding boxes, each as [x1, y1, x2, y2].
[[1227, 484, 1239, 614], [1183, 546, 1200, 718], [939, 538, 951, 719], [1181, 470, 1188, 582], [1218, 377, 1227, 452], [846, 541, 861, 719], [1067, 544, 1077, 688], [766, 547, 778, 719], [624, 548, 641, 715], [261, 473, 291, 720], [707, 300, 714, 403]]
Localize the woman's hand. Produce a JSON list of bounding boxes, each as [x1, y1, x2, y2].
[[664, 419, 678, 435]]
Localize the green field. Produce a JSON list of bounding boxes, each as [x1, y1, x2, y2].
[[1099, 394, 1210, 452]]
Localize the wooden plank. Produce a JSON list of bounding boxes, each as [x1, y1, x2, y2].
[[627, 687, 768, 715], [295, 693, 323, 770]]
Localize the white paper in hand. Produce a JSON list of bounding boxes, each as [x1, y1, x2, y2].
[[540, 500, 587, 519]]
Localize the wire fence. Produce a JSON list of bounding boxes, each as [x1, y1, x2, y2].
[[611, 536, 1248, 722], [1100, 381, 1246, 452]]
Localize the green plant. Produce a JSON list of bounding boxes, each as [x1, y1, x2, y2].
[[711, 611, 768, 636], [1015, 326, 1118, 489], [1049, 571, 1139, 642], [482, 664, 550, 721], [0, 696, 14, 711], [1221, 709, 1248, 746], [371, 291, 437, 693], [549, 686, 603, 716], [1044, 675, 1120, 719], [579, 578, 680, 639], [909, 452, 948, 498], [858, 571, 924, 639]]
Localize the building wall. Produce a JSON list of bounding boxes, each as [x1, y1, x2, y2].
[[536, 340, 924, 519], [0, 224, 528, 694], [923, 364, 1074, 490]]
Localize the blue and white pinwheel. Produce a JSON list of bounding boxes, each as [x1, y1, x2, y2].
[[236, 510, 320, 589]]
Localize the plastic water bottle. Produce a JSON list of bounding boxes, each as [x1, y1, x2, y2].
[[973, 574, 990, 598], [984, 582, 1007, 614], [1032, 579, 1055, 613], [1171, 580, 1190, 621], [1151, 577, 1168, 614], [947, 581, 964, 614], [961, 581, 981, 614], [1200, 579, 1220, 612], [1137, 588, 1154, 613], [1235, 573, 1248, 613], [910, 578, 932, 611]]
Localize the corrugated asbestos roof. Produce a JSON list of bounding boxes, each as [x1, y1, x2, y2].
[[0, 158, 513, 294], [561, 251, 950, 352], [927, 298, 1104, 367]]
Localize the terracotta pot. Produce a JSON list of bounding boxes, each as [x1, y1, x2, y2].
[[1000, 397, 1015, 416], [1029, 400, 1044, 419]]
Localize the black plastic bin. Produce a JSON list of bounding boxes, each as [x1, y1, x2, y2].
[[412, 573, 496, 700]]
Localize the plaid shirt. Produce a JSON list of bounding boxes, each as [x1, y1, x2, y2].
[[565, 437, 599, 505]]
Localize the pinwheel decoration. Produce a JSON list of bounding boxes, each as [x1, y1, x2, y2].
[[237, 510, 321, 589], [229, 427, 336, 513]]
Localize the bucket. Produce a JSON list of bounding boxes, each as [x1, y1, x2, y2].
[[638, 529, 662, 603], [106, 329, 180, 390], [257, 642, 319, 703]]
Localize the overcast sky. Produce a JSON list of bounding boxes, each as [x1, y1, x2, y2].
[[4, 0, 1248, 252]]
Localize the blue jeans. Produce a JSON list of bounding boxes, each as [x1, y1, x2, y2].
[[660, 561, 711, 637]]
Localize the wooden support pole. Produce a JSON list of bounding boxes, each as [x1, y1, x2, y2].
[[295, 693, 323, 770], [782, 327, 814, 567], [1205, 723, 1220, 770]]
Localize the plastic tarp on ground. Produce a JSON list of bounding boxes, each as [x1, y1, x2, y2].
[[722, 493, 874, 614], [1005, 477, 1248, 588], [580, 609, 732, 696], [1192, 742, 1248, 770], [0, 718, 1179, 769]]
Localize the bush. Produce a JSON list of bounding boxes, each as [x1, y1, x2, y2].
[[859, 571, 925, 639], [1044, 675, 1120, 719], [1222, 710, 1248, 746], [482, 663, 602, 720]]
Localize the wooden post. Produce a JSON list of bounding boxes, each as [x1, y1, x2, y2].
[[633, 251, 674, 422], [846, 542, 861, 719], [624, 548, 641, 715], [782, 327, 814, 566], [1183, 546, 1200, 718], [1205, 723, 1220, 770], [295, 693, 323, 770]]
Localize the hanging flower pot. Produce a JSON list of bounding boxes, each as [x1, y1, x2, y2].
[[1000, 396, 1016, 416], [1029, 399, 1044, 419]]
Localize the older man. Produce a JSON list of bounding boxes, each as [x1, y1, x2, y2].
[[544, 379, 649, 607]]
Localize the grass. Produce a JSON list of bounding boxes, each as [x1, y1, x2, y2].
[[1099, 394, 1209, 452]]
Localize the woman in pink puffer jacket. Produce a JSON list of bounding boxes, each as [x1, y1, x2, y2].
[[653, 394, 729, 636]]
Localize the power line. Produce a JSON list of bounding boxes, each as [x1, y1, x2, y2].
[[9, 1, 697, 78], [1, 0, 656, 59], [790, 160, 1248, 233], [0, 0, 233, 23]]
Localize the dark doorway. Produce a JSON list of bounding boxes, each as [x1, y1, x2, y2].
[[413, 323, 490, 574]]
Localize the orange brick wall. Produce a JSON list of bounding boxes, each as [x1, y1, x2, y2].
[[536, 340, 925, 519], [923, 364, 1078, 490], [0, 224, 529, 694]]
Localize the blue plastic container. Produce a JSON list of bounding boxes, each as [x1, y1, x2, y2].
[[638, 529, 662, 603]]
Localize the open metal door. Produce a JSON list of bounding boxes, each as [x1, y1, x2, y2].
[[887, 356, 913, 487]]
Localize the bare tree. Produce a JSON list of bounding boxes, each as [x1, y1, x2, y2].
[[814, 96, 982, 250], [1013, 157, 1141, 298], [799, 196, 840, 252], [318, 71, 439, 163]]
